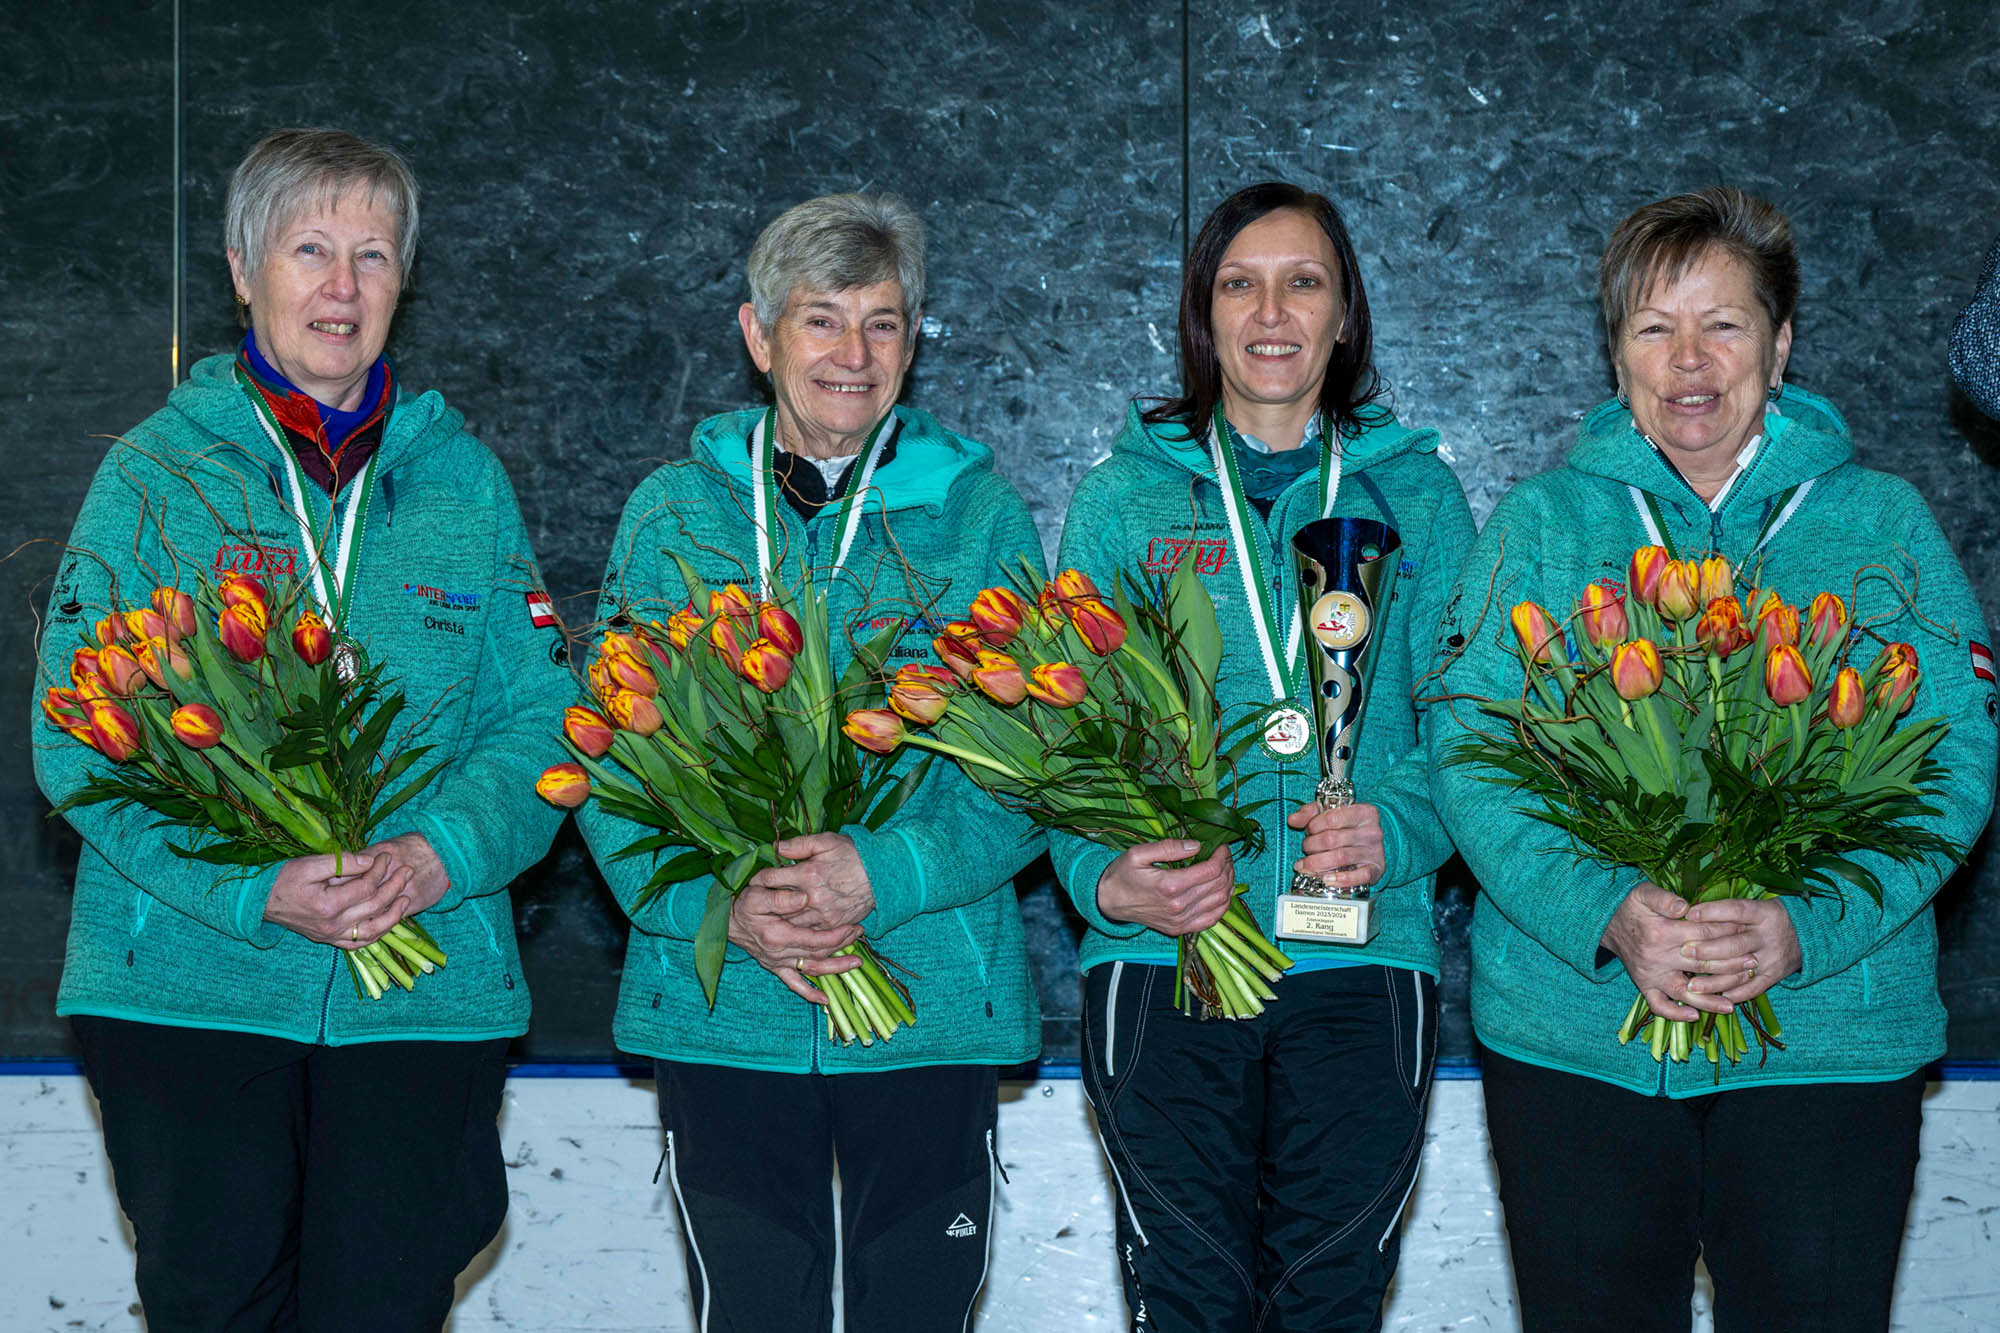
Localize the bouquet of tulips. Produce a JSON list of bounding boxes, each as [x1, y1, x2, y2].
[[1449, 545, 1957, 1067], [537, 558, 930, 1046], [42, 572, 451, 998], [843, 556, 1293, 1020]]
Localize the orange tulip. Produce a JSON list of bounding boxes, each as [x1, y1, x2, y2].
[[292, 610, 333, 666], [971, 649, 1029, 705], [97, 644, 147, 696], [170, 702, 223, 749], [1827, 667, 1865, 728], [1628, 546, 1671, 607], [151, 587, 197, 639], [94, 614, 126, 647], [890, 664, 952, 724], [606, 690, 664, 736], [740, 638, 794, 693], [934, 622, 984, 680], [600, 638, 659, 696], [635, 624, 673, 667], [1509, 601, 1562, 663], [1695, 596, 1752, 656], [1754, 595, 1800, 651], [587, 657, 616, 703], [1695, 556, 1734, 606], [1655, 560, 1701, 621], [1068, 597, 1129, 655], [1576, 583, 1628, 646], [1033, 583, 1067, 634], [708, 617, 744, 670], [123, 607, 168, 643], [85, 697, 142, 761], [843, 707, 906, 755], [970, 587, 1029, 647], [665, 605, 703, 650], [70, 646, 109, 694], [709, 584, 755, 627], [1764, 644, 1813, 707], [1025, 661, 1088, 708], [1610, 639, 1663, 700], [218, 600, 269, 662], [535, 762, 592, 808], [1807, 592, 1847, 648], [42, 687, 93, 742], [1872, 643, 1920, 715], [1051, 569, 1101, 606], [135, 635, 192, 688], [218, 572, 269, 615], [757, 602, 805, 656], [563, 705, 616, 757]]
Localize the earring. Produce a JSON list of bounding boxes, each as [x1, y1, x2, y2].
[[1767, 382, 1784, 403], [1617, 387, 1630, 409], [234, 293, 248, 306]]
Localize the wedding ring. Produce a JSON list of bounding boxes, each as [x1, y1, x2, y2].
[[1747, 954, 1757, 978], [350, 926, 359, 942], [796, 958, 808, 972]]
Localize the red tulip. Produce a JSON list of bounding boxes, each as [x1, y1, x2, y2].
[[710, 584, 755, 627], [971, 649, 1029, 704], [97, 644, 147, 696], [1627, 546, 1671, 608], [1610, 639, 1663, 700], [85, 697, 142, 761], [1068, 597, 1129, 655], [1034, 583, 1067, 634], [1807, 592, 1847, 647], [218, 572, 269, 615], [123, 607, 168, 643], [1655, 560, 1701, 622], [1764, 644, 1813, 707], [606, 690, 664, 736], [1576, 583, 1628, 647], [757, 602, 805, 656], [218, 601, 269, 662], [1052, 569, 1101, 606], [1025, 661, 1088, 708], [1871, 643, 1920, 715], [969, 587, 1029, 647], [564, 705, 616, 757], [665, 605, 702, 650], [135, 635, 192, 688], [1753, 595, 1800, 651], [843, 707, 906, 755], [170, 703, 223, 749], [890, 664, 952, 724], [42, 687, 93, 742], [1510, 601, 1562, 664], [536, 762, 592, 808], [599, 637, 658, 696], [292, 610, 333, 666], [740, 638, 794, 693], [708, 617, 744, 670], [636, 623, 674, 667], [1827, 667, 1865, 728], [587, 657, 616, 703], [1695, 597, 1752, 656], [151, 587, 197, 640], [1694, 556, 1734, 607], [70, 646, 109, 695], [94, 614, 126, 647], [934, 622, 984, 680]]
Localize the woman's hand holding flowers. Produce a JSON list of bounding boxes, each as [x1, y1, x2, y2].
[[264, 852, 410, 948], [1682, 899, 1804, 1005], [1601, 883, 1748, 1022], [728, 886, 864, 1003], [1097, 841, 1236, 937]]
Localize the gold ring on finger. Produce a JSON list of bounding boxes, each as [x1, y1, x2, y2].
[[796, 957, 808, 972], [1748, 954, 1757, 978], [351, 926, 359, 942]]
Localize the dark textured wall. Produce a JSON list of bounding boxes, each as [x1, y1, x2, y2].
[[7, 0, 1998, 1062]]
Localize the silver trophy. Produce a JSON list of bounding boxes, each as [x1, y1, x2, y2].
[[1274, 516, 1400, 945]]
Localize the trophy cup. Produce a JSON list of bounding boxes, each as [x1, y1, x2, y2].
[[1274, 516, 1401, 945]]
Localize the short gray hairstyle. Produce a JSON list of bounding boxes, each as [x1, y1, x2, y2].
[[225, 128, 420, 293], [746, 194, 925, 338], [1598, 187, 1799, 348]]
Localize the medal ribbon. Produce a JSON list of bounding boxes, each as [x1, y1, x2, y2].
[[748, 407, 899, 599], [1209, 405, 1342, 701], [236, 365, 379, 634], [1626, 479, 1812, 564]]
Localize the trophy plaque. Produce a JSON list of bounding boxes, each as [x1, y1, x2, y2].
[[1275, 516, 1400, 945]]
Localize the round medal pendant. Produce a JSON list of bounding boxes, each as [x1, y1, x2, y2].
[[1308, 590, 1370, 651], [1258, 705, 1314, 763], [331, 637, 365, 683]]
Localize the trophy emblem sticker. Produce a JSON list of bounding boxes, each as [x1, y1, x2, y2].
[[1309, 590, 1369, 651], [1259, 705, 1313, 762]]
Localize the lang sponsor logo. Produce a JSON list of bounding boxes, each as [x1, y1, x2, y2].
[[404, 583, 483, 612], [1143, 536, 1228, 575], [214, 543, 299, 577]]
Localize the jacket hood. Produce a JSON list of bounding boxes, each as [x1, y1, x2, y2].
[[164, 352, 466, 486], [1109, 398, 1440, 480], [1568, 383, 1853, 504], [690, 404, 996, 516]]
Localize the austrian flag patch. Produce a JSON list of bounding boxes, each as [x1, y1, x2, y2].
[[1972, 640, 1995, 685], [525, 591, 557, 629]]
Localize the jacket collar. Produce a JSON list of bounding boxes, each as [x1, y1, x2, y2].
[[690, 404, 993, 515], [1111, 399, 1439, 481], [1566, 384, 1853, 509]]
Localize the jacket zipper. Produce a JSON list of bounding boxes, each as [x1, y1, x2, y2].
[[805, 507, 825, 1074], [317, 949, 339, 1044]]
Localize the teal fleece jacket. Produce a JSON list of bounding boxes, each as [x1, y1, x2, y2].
[[1429, 387, 1999, 1096], [1052, 402, 1477, 978], [579, 405, 1046, 1074], [34, 353, 574, 1044]]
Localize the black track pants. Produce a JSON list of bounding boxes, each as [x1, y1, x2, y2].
[[71, 1015, 509, 1333], [1481, 1050, 1925, 1333], [654, 1059, 1000, 1333], [1081, 963, 1437, 1333]]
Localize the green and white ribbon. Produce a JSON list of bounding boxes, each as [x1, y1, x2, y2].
[[748, 407, 898, 599], [236, 366, 380, 637], [1627, 478, 1812, 564], [1208, 405, 1342, 701]]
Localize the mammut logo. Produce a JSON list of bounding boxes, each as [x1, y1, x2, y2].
[[945, 1212, 978, 1239], [1143, 536, 1228, 575]]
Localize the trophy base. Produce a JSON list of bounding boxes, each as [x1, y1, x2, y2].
[[1275, 892, 1379, 945]]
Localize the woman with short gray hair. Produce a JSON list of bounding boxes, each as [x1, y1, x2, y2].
[[37, 126, 572, 1328], [579, 193, 1045, 1331]]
